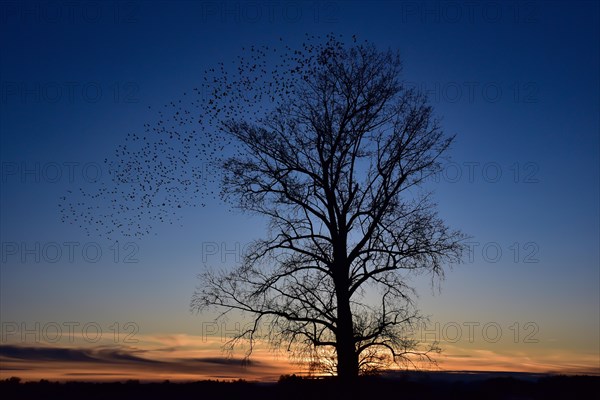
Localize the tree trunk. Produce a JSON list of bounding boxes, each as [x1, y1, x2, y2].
[[335, 280, 359, 382], [332, 226, 359, 382]]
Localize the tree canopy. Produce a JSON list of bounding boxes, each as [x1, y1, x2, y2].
[[191, 34, 466, 379]]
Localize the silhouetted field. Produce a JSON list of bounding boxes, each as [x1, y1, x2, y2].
[[2, 373, 599, 400]]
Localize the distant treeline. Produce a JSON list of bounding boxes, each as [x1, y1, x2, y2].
[[1, 374, 599, 400]]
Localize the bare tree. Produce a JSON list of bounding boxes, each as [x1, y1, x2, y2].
[[191, 34, 466, 381], [59, 33, 465, 382]]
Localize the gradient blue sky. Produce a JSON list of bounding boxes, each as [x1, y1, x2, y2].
[[1, 0, 599, 379]]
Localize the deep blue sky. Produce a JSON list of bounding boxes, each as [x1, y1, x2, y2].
[[1, 0, 598, 376]]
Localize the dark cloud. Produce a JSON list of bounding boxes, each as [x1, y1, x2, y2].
[[0, 345, 98, 363], [0, 345, 167, 366], [64, 373, 137, 376], [185, 357, 261, 366], [0, 345, 282, 380]]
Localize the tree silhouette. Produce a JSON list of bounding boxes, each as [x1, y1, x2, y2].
[[60, 34, 465, 382], [190, 34, 466, 381]]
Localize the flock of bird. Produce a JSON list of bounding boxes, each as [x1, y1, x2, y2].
[[58, 34, 357, 240]]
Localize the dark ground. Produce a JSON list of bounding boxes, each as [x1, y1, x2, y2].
[[1, 373, 599, 400]]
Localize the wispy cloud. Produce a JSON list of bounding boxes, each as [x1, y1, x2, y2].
[[0, 341, 296, 382], [436, 344, 600, 375]]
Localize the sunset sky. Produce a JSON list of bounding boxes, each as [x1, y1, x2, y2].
[[1, 0, 599, 381]]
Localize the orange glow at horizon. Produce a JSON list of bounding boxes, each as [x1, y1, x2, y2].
[[1, 334, 598, 382]]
